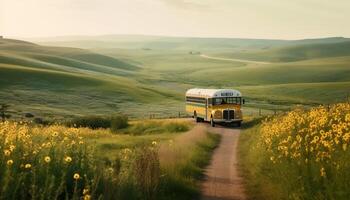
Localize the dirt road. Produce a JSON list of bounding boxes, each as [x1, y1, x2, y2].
[[201, 125, 246, 200], [200, 54, 271, 65]]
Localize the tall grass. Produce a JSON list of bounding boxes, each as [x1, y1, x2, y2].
[[125, 120, 191, 135], [239, 103, 350, 199], [0, 120, 218, 199], [158, 125, 221, 200]]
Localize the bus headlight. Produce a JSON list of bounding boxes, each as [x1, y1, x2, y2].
[[235, 110, 242, 118]]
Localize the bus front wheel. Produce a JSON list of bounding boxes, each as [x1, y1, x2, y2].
[[210, 118, 215, 127]]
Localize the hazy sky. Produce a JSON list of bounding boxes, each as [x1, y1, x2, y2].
[[1, 0, 350, 39]]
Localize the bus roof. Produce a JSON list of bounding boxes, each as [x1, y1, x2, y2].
[[186, 88, 242, 98]]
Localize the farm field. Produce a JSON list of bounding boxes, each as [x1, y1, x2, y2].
[[1, 35, 350, 120]]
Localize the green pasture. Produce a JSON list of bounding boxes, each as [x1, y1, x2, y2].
[[1, 36, 350, 119]]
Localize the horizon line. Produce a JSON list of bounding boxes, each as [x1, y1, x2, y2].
[[5, 33, 349, 42]]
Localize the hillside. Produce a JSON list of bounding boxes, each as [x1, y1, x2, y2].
[[31, 35, 350, 52], [0, 38, 182, 119], [218, 41, 350, 62], [1, 36, 350, 119]]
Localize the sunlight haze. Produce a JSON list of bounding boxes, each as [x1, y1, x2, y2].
[[1, 0, 350, 39]]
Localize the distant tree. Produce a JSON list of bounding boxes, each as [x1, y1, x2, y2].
[[0, 104, 11, 122]]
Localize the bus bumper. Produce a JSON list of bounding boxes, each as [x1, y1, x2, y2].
[[213, 119, 242, 123]]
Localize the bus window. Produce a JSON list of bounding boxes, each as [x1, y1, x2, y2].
[[213, 97, 241, 105], [221, 98, 227, 104], [186, 97, 206, 104], [213, 98, 222, 105]]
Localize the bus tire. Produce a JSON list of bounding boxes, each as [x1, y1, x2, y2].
[[210, 118, 215, 127], [194, 111, 200, 123]]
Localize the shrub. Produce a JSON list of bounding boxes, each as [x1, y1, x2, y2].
[[67, 116, 110, 129], [110, 115, 129, 132], [67, 114, 128, 131], [33, 117, 51, 125], [24, 113, 34, 118]]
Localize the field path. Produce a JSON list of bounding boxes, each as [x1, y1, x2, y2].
[[200, 54, 271, 65], [201, 125, 246, 200]]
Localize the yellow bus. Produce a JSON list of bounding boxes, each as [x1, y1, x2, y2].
[[185, 88, 244, 127]]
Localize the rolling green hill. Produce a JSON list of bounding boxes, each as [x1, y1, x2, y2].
[[217, 41, 350, 62], [1, 36, 350, 119], [0, 38, 182, 119], [31, 35, 350, 52]]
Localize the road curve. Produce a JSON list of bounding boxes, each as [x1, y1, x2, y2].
[[201, 124, 246, 200], [200, 54, 271, 65]]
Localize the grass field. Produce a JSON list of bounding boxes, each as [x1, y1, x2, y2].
[[1, 35, 350, 119], [0, 119, 220, 200]]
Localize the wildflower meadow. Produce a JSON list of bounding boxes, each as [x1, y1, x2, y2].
[[240, 103, 350, 199], [0, 120, 218, 200]]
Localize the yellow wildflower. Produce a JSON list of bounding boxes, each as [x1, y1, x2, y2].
[[345, 114, 350, 122], [73, 173, 80, 180], [64, 156, 72, 163], [83, 188, 89, 195], [107, 167, 114, 173], [44, 156, 51, 163], [7, 160, 13, 166], [4, 150, 11, 156], [320, 167, 326, 177], [9, 145, 15, 151], [52, 132, 58, 137], [25, 164, 32, 169]]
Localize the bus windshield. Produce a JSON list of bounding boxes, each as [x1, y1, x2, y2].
[[211, 97, 241, 105]]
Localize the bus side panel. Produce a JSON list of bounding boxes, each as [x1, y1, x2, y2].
[[206, 107, 212, 121], [196, 106, 206, 119], [186, 103, 194, 116], [205, 99, 207, 121], [186, 102, 206, 119]]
